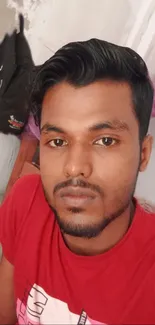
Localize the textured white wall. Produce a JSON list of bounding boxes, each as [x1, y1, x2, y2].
[[7, 0, 135, 64], [136, 148, 155, 204], [135, 118, 155, 203], [4, 0, 155, 70], [128, 0, 145, 12]]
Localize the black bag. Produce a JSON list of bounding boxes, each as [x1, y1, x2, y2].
[[0, 14, 34, 135]]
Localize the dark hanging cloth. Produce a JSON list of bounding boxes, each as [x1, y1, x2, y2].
[[0, 14, 34, 135]]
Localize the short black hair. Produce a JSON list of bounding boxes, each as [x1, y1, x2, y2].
[[31, 38, 153, 140]]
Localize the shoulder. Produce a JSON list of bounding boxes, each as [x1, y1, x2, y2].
[[4, 174, 47, 221], [134, 202, 155, 244], [4, 174, 42, 207], [0, 174, 46, 237], [136, 200, 155, 224], [0, 175, 50, 264], [11, 174, 41, 195]]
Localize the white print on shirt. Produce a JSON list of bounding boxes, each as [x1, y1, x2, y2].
[[16, 283, 107, 325]]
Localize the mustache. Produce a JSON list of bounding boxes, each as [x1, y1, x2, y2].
[[53, 178, 103, 196]]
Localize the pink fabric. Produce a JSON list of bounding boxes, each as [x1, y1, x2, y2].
[[152, 93, 155, 117], [151, 79, 155, 117], [25, 115, 40, 139]]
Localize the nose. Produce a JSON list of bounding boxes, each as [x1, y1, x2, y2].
[[64, 144, 93, 178]]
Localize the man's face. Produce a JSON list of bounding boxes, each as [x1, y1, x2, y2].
[[40, 80, 151, 238]]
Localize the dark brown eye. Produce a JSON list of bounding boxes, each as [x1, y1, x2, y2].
[[94, 137, 116, 147], [49, 139, 68, 147]]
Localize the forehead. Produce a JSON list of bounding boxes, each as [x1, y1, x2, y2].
[[41, 80, 137, 132]]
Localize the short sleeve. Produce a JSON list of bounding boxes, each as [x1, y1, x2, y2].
[[0, 174, 40, 265]]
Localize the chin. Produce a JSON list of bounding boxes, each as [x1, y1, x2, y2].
[[60, 221, 104, 239], [53, 209, 109, 239]]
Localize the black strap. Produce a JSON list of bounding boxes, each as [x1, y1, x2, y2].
[[19, 13, 24, 34]]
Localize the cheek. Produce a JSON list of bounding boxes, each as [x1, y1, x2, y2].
[[94, 147, 140, 186], [40, 146, 63, 182]]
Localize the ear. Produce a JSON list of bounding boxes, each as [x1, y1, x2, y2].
[[140, 135, 153, 172]]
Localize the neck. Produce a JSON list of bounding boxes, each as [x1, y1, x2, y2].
[[63, 202, 134, 256]]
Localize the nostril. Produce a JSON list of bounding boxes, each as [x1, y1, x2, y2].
[[65, 171, 70, 178]]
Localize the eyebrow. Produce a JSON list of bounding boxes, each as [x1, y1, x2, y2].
[[41, 119, 129, 135], [41, 123, 65, 134], [89, 120, 129, 132]]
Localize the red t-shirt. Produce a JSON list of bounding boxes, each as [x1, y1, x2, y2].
[[0, 174, 155, 325]]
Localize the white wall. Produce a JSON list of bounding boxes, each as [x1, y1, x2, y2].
[[136, 148, 155, 204], [148, 117, 155, 143], [6, 0, 135, 64], [135, 118, 155, 204], [128, 0, 145, 13], [5, 0, 155, 73]]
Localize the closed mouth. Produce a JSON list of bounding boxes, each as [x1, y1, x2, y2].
[[57, 187, 96, 207], [59, 187, 96, 199]]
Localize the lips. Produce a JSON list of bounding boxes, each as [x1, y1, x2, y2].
[[57, 187, 96, 207]]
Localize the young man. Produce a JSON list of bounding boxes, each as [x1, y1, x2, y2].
[[0, 39, 154, 325]]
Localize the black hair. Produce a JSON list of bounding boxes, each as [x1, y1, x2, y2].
[[31, 38, 154, 141]]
